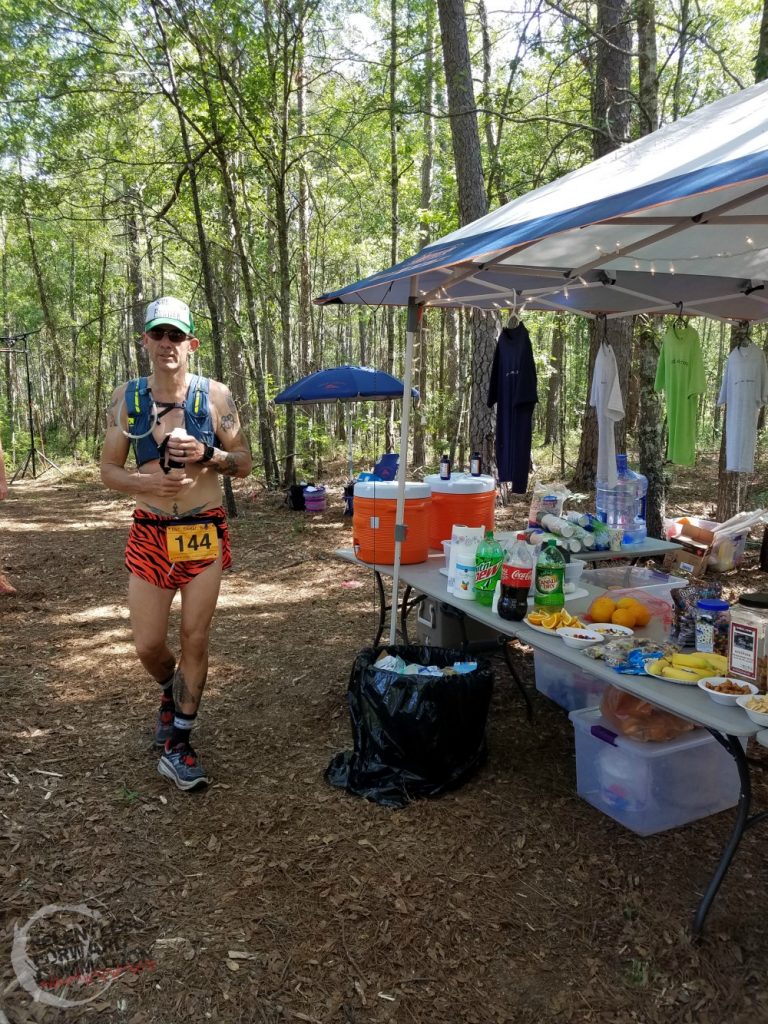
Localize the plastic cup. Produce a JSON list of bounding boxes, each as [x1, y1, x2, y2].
[[609, 528, 623, 552]]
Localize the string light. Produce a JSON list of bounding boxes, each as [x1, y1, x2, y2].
[[669, 265, 675, 274], [747, 236, 754, 245]]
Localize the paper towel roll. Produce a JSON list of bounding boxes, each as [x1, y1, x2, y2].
[[447, 525, 484, 600]]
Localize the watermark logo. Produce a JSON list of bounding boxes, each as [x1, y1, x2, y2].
[[10, 903, 155, 1009]]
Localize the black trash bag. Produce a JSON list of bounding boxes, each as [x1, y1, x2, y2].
[[286, 483, 306, 511], [325, 644, 494, 808]]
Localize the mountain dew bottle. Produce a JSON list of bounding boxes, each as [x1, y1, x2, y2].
[[533, 539, 565, 611]]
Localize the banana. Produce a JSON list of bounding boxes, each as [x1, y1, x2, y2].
[[660, 664, 701, 682], [703, 654, 728, 673], [672, 652, 712, 670]]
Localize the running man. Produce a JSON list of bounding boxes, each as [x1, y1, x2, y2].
[[100, 297, 252, 790]]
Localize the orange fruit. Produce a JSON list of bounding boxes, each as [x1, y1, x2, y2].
[[611, 608, 637, 628], [632, 604, 651, 627], [541, 614, 559, 630], [616, 596, 641, 609], [589, 596, 616, 623]]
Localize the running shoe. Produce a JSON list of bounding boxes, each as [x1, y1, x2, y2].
[[154, 702, 175, 748], [157, 743, 210, 791]]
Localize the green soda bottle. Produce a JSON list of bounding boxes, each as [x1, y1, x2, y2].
[[474, 529, 503, 606], [534, 539, 565, 610]]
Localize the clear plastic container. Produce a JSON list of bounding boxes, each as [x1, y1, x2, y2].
[[596, 455, 647, 546], [695, 599, 730, 656], [728, 592, 768, 691], [569, 708, 742, 835], [533, 650, 608, 711]]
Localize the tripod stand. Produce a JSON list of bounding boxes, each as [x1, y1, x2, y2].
[[1, 330, 62, 482]]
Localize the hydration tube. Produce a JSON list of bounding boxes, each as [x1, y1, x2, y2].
[[118, 393, 161, 440]]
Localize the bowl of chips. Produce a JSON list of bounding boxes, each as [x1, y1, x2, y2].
[[736, 693, 768, 726]]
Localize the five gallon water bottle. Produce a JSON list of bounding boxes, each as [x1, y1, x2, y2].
[[596, 454, 647, 546]]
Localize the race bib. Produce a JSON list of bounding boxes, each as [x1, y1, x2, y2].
[[165, 523, 219, 563]]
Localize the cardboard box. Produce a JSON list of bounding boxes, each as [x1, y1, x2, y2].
[[663, 546, 709, 577], [674, 518, 716, 551]]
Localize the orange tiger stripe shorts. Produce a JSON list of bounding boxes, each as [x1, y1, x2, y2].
[[125, 507, 232, 590]]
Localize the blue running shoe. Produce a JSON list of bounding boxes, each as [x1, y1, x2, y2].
[[157, 743, 210, 791], [154, 701, 174, 748]]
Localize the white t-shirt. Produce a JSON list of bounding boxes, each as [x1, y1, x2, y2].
[[717, 342, 768, 473], [590, 343, 625, 486]]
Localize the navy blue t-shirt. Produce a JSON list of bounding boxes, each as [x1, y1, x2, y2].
[[487, 323, 538, 492]]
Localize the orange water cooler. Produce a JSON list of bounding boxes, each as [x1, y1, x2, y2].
[[425, 473, 496, 549], [353, 481, 432, 564]]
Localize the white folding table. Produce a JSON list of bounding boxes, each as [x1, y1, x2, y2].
[[335, 547, 764, 936]]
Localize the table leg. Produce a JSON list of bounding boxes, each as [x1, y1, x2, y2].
[[692, 732, 756, 936], [502, 641, 534, 722], [373, 570, 388, 646]]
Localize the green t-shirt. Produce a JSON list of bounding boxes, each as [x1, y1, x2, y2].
[[654, 324, 706, 466]]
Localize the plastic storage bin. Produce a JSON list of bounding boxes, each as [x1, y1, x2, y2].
[[353, 481, 431, 565], [664, 515, 748, 572], [303, 485, 327, 513], [582, 566, 687, 641], [533, 649, 608, 712], [569, 707, 742, 835], [424, 472, 496, 549]]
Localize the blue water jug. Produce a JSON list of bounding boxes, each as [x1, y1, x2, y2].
[[596, 455, 646, 546]]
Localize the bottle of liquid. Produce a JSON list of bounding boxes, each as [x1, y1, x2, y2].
[[498, 533, 534, 621], [439, 453, 451, 481], [469, 451, 482, 476], [596, 454, 644, 544], [533, 539, 565, 611], [474, 529, 504, 607]]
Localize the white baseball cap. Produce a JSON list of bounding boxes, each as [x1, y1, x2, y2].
[[144, 296, 194, 334]]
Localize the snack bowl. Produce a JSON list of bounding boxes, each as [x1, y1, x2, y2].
[[697, 677, 759, 705], [564, 561, 585, 587], [735, 693, 768, 726], [555, 627, 604, 650], [590, 623, 634, 638]]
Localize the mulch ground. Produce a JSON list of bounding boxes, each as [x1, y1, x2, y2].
[[1, 461, 767, 1024]]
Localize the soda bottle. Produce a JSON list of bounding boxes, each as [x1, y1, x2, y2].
[[439, 453, 451, 480], [469, 451, 482, 476], [533, 538, 565, 611], [475, 529, 503, 606], [498, 533, 534, 621]]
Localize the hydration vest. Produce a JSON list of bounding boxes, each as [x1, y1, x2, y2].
[[126, 374, 219, 466]]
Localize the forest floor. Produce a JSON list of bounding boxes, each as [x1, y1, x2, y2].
[[2, 457, 768, 1024]]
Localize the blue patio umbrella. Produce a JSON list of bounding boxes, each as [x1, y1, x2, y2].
[[275, 364, 419, 475]]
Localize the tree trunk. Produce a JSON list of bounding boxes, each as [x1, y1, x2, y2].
[[126, 190, 150, 377], [572, 0, 632, 488], [544, 316, 564, 445], [437, 0, 497, 474], [758, 0, 768, 83], [636, 318, 665, 539]]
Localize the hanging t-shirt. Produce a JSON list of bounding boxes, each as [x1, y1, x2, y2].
[[654, 323, 706, 466], [590, 342, 624, 487], [716, 342, 768, 473], [487, 322, 538, 492]]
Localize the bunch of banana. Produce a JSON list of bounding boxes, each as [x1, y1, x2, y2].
[[646, 652, 729, 684]]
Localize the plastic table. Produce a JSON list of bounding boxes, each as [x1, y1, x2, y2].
[[572, 536, 681, 565], [335, 548, 765, 936]]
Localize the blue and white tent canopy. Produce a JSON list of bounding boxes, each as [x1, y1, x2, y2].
[[316, 80, 768, 322]]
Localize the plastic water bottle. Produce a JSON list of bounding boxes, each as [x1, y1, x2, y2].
[[596, 455, 647, 545], [533, 539, 565, 611]]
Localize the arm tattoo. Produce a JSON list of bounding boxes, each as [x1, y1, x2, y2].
[[220, 413, 235, 433], [220, 453, 239, 476], [225, 394, 237, 414], [106, 395, 119, 429]]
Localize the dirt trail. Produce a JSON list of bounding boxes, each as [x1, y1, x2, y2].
[[1, 468, 767, 1024]]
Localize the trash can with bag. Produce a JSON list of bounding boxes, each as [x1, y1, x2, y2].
[[325, 645, 494, 808]]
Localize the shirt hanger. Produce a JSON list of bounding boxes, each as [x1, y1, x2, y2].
[[506, 290, 520, 328], [672, 302, 688, 337]]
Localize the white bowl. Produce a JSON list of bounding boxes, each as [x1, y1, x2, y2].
[[564, 561, 585, 585], [697, 677, 759, 705], [589, 623, 634, 638], [555, 626, 604, 649], [736, 693, 768, 726]]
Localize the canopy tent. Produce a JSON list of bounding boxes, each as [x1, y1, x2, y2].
[[315, 80, 768, 641], [275, 364, 419, 477], [317, 80, 768, 323]]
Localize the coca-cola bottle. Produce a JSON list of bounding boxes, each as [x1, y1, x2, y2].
[[498, 533, 534, 621]]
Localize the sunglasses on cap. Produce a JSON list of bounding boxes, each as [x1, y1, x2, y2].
[[146, 327, 189, 342]]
